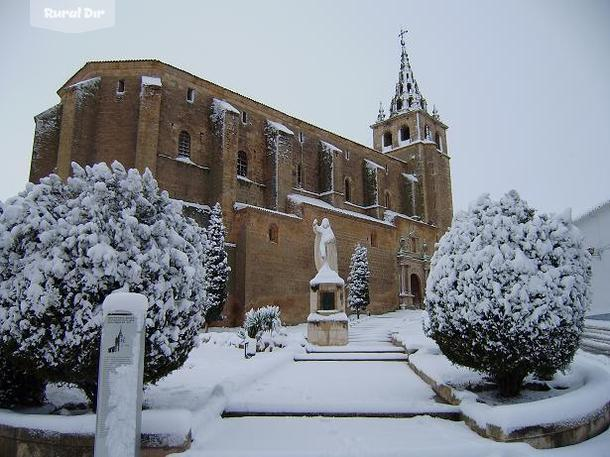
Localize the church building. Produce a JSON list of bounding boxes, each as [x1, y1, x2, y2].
[[29, 35, 453, 325]]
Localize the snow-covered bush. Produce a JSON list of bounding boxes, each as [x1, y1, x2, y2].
[[425, 191, 591, 396], [204, 203, 230, 325], [0, 162, 208, 405], [347, 243, 370, 318], [238, 306, 283, 350]]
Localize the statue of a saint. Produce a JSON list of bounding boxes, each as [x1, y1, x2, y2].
[[312, 218, 338, 273]]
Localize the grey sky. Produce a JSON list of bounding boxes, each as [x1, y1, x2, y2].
[[0, 0, 609, 216]]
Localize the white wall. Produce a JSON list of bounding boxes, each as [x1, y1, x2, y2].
[[575, 203, 610, 316]]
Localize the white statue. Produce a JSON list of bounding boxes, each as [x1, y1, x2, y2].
[[312, 218, 338, 273]]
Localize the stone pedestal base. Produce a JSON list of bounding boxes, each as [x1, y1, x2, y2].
[[307, 312, 348, 346]]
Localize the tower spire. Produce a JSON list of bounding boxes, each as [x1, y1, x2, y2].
[[388, 29, 427, 118]]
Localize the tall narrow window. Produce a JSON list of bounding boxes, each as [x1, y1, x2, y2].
[[435, 132, 442, 150], [396, 99, 403, 111], [268, 224, 279, 243], [178, 131, 191, 157], [399, 125, 410, 142], [385, 191, 391, 209], [345, 149, 350, 161], [344, 177, 351, 202], [407, 82, 412, 93], [371, 231, 378, 248], [116, 79, 125, 94], [383, 132, 393, 148], [237, 150, 248, 177], [241, 111, 248, 124], [299, 131, 304, 143], [186, 88, 195, 103], [425, 125, 431, 140], [297, 164, 302, 187]]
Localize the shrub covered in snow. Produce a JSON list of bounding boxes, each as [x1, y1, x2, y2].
[[425, 191, 591, 396], [347, 243, 370, 319], [238, 306, 284, 350], [0, 162, 208, 405], [204, 203, 230, 325]]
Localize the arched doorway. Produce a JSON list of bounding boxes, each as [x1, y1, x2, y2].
[[411, 274, 422, 308]]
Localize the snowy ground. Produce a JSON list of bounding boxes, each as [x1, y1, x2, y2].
[[38, 310, 610, 456]]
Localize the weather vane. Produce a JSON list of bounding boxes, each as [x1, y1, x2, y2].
[[399, 28, 408, 46]]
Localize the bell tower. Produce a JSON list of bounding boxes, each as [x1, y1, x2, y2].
[[371, 30, 453, 234]]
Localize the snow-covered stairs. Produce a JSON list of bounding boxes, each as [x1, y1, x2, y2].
[[222, 311, 458, 420], [299, 314, 408, 361], [294, 352, 409, 362], [581, 318, 610, 356]]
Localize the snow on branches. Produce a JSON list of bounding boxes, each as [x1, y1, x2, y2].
[[425, 190, 591, 395], [347, 244, 370, 318], [204, 203, 230, 323], [0, 161, 208, 403]]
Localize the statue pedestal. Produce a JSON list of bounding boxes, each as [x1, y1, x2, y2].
[[307, 263, 348, 346]]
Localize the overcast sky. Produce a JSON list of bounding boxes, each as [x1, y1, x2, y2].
[[0, 0, 608, 216]]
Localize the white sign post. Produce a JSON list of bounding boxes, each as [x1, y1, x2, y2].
[[94, 292, 148, 457]]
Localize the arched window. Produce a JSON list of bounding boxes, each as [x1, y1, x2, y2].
[[383, 131, 393, 148], [370, 231, 378, 248], [385, 191, 391, 209], [407, 83, 412, 93], [237, 151, 248, 177], [268, 223, 278, 243], [408, 97, 413, 107], [399, 125, 410, 142], [178, 131, 191, 157], [435, 132, 442, 150], [396, 99, 403, 111], [344, 177, 351, 202]]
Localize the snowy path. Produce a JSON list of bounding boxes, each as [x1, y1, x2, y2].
[[171, 311, 610, 456], [223, 312, 453, 417]]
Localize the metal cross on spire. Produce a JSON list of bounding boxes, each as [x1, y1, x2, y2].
[[398, 28, 408, 46]]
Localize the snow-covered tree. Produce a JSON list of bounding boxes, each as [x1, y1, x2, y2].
[[347, 244, 370, 319], [425, 191, 591, 396], [0, 162, 208, 405], [204, 203, 230, 326]]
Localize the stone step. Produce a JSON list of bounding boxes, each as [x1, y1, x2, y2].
[[294, 353, 409, 362], [581, 338, 610, 355], [306, 345, 404, 354], [221, 409, 459, 420], [582, 331, 610, 343]]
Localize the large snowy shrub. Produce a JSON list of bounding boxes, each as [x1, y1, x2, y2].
[[0, 162, 208, 404], [204, 203, 230, 325], [425, 191, 591, 396], [347, 243, 370, 319]]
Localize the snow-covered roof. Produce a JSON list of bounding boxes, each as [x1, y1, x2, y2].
[[310, 263, 345, 287], [141, 75, 162, 87], [171, 199, 210, 213], [365, 159, 385, 171], [402, 173, 418, 183], [266, 120, 294, 136], [234, 202, 302, 220], [574, 199, 610, 223], [212, 98, 240, 115], [320, 140, 342, 154], [383, 210, 423, 224], [288, 194, 394, 227], [68, 76, 100, 90]]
